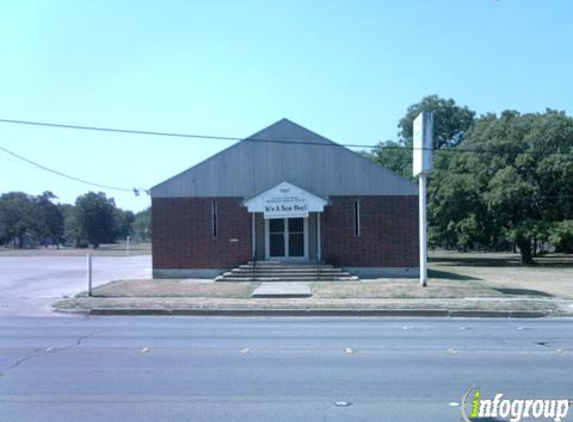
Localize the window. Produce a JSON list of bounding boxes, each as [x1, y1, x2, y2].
[[211, 201, 218, 238], [354, 199, 361, 236]]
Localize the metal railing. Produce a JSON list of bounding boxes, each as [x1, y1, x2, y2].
[[252, 248, 257, 282]]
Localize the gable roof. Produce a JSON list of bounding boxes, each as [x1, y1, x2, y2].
[[151, 118, 417, 198]]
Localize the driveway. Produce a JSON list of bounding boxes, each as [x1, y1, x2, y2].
[[0, 255, 151, 316]]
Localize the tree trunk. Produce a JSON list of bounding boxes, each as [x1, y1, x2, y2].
[[517, 238, 534, 264], [532, 238, 538, 257]]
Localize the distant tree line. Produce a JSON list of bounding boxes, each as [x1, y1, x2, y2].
[[367, 95, 573, 263], [0, 191, 151, 249]]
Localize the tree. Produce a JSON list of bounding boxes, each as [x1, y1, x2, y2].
[[75, 192, 117, 248], [0, 192, 34, 247], [132, 207, 151, 242], [30, 191, 64, 247], [549, 220, 573, 253], [429, 110, 573, 263], [370, 95, 476, 178], [114, 209, 135, 240], [60, 204, 87, 247]]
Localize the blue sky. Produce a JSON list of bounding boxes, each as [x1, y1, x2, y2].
[[1, 0, 572, 211]]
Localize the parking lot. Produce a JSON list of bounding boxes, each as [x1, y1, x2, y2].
[[0, 255, 151, 316]]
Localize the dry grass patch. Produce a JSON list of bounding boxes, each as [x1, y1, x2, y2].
[[312, 280, 502, 299], [89, 279, 256, 299]]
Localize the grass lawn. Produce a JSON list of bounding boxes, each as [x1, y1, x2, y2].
[[87, 279, 256, 299], [58, 249, 573, 303], [428, 250, 573, 299]]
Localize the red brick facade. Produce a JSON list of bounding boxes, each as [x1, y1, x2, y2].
[[321, 196, 419, 267], [152, 195, 418, 271], [152, 197, 252, 270]]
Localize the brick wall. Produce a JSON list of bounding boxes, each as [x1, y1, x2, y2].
[[321, 196, 419, 267], [152, 197, 251, 269], [152, 195, 418, 270]]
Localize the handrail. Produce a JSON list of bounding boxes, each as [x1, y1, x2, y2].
[[252, 248, 257, 281], [316, 252, 320, 281]]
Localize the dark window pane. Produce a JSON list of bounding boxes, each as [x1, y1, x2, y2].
[[288, 218, 303, 232], [270, 233, 285, 256], [269, 219, 284, 232], [288, 233, 304, 257]]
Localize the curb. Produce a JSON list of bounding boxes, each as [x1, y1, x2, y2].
[[55, 308, 549, 318]]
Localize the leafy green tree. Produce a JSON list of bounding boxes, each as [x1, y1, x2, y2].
[[0, 192, 34, 247], [549, 220, 573, 253], [114, 209, 135, 239], [132, 207, 151, 242], [30, 191, 64, 247], [75, 192, 117, 248], [60, 203, 87, 247], [429, 110, 573, 263], [370, 95, 476, 178]]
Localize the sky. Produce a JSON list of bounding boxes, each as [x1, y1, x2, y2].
[[1, 0, 572, 212]]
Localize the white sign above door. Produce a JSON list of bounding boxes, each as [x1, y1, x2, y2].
[[243, 181, 328, 219]]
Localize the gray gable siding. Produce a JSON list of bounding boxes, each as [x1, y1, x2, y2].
[[151, 119, 417, 198]]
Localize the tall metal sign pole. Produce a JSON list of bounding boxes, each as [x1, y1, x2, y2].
[[413, 112, 433, 287]]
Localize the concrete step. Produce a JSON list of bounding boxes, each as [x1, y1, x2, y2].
[[216, 261, 359, 282], [232, 268, 346, 274], [218, 276, 358, 282], [240, 264, 334, 269], [228, 268, 354, 275], [246, 262, 333, 268], [229, 274, 352, 279]]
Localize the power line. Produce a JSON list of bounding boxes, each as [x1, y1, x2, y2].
[[0, 146, 139, 194], [1, 117, 572, 158], [1, 118, 572, 195], [0, 117, 377, 148]]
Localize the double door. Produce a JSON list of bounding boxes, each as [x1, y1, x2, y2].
[[266, 217, 307, 260]]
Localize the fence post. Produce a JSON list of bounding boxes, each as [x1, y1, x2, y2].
[[87, 253, 92, 297]]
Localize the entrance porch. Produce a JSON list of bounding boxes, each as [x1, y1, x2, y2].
[[244, 181, 327, 264], [252, 213, 321, 262]]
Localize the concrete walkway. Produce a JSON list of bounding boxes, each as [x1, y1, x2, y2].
[[251, 282, 312, 298]]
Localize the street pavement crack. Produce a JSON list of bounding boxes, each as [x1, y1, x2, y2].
[[322, 403, 334, 422], [2, 328, 110, 372]]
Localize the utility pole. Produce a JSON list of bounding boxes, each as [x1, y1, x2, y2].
[[419, 173, 428, 287], [413, 112, 433, 287]]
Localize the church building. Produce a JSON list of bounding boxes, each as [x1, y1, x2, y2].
[[150, 119, 419, 278]]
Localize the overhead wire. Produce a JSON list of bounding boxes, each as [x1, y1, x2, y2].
[[1, 117, 573, 196]]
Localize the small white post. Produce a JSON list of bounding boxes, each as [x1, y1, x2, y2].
[[317, 212, 322, 262], [419, 175, 428, 287], [87, 253, 93, 296], [126, 236, 130, 256]]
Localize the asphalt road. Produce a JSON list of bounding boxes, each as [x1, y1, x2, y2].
[[0, 256, 151, 316], [1, 316, 572, 422]]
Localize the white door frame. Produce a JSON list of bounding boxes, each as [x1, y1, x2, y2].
[[265, 217, 309, 261]]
